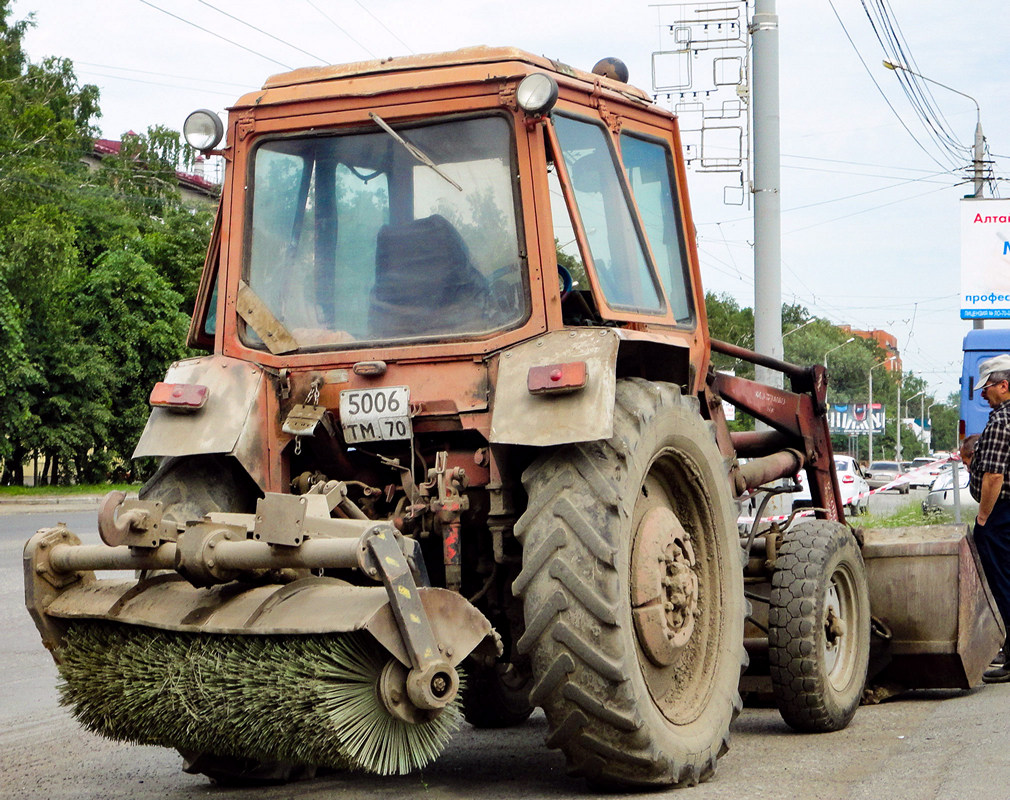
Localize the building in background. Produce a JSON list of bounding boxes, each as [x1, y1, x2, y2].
[[840, 325, 901, 371]]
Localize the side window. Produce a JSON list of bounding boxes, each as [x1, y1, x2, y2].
[[620, 132, 693, 323], [552, 115, 664, 314]]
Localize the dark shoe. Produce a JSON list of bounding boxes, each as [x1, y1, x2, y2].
[[991, 649, 1006, 668], [983, 665, 1010, 683]]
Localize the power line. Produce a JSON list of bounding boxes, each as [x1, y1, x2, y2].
[[826, 0, 954, 173], [136, 0, 292, 71], [350, 0, 414, 54], [75, 61, 250, 90], [303, 0, 378, 60], [195, 0, 327, 65], [78, 68, 237, 98]]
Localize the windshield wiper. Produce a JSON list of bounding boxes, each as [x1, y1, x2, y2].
[[369, 112, 462, 192]]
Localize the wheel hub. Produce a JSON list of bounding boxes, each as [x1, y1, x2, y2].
[[631, 506, 700, 666], [823, 580, 847, 674]]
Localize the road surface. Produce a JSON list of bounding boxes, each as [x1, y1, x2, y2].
[[3, 495, 1007, 800]]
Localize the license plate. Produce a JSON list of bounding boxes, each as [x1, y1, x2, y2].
[[339, 386, 411, 444]]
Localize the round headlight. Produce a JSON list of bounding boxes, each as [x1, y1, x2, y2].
[[183, 109, 224, 151], [516, 73, 559, 117]]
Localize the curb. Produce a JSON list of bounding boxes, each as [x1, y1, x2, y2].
[[0, 495, 107, 506]]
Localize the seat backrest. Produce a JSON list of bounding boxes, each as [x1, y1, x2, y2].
[[369, 214, 486, 337]]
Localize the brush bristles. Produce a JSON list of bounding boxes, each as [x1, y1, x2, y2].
[[57, 622, 462, 775]]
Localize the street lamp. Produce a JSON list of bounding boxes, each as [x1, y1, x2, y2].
[[783, 318, 816, 338], [824, 337, 856, 369], [882, 60, 985, 198], [868, 357, 897, 463]]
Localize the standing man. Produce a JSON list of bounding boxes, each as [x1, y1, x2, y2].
[[970, 355, 1010, 682]]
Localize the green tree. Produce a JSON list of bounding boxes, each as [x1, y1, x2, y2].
[[0, 2, 213, 484]]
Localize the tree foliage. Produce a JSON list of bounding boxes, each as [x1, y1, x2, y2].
[[0, 2, 211, 485], [705, 293, 957, 459]]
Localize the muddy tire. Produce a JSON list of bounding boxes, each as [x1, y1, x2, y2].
[[768, 519, 870, 732], [463, 661, 535, 728], [512, 379, 745, 788]]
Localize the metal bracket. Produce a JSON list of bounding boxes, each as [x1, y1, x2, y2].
[[98, 491, 172, 548], [281, 404, 335, 438], [359, 524, 456, 710], [253, 492, 329, 546]]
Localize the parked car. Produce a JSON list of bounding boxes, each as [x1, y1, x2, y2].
[[791, 455, 870, 515], [865, 460, 909, 494], [908, 456, 945, 489], [923, 463, 977, 516]]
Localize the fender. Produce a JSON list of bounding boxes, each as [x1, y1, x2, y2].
[[489, 329, 619, 446], [132, 355, 270, 490]]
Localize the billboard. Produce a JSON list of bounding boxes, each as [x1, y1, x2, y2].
[[828, 403, 884, 435], [961, 198, 1010, 319]]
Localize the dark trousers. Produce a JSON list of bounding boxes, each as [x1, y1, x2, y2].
[[973, 498, 1010, 632]]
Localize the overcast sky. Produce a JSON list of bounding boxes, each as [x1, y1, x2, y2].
[[12, 0, 1010, 401]]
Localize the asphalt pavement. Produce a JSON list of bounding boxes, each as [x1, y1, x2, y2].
[[5, 492, 1008, 800]]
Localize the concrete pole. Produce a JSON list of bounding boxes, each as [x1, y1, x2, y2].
[[751, 0, 783, 391], [896, 379, 902, 462], [973, 119, 986, 331], [868, 368, 874, 463]]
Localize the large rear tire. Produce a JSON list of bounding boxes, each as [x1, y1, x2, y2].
[[513, 379, 745, 788], [768, 519, 870, 732]]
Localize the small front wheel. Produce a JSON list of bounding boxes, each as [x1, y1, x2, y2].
[[768, 520, 870, 732]]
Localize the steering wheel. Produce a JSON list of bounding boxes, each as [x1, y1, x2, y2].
[[558, 264, 573, 301]]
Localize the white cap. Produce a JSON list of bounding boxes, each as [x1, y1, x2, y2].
[[979, 354, 1010, 388]]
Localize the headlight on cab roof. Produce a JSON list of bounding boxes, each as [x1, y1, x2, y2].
[[516, 73, 559, 117], [183, 109, 224, 152]]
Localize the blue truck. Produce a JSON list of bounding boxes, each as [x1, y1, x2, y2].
[[961, 329, 1010, 439]]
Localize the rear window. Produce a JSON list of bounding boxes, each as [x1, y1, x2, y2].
[[835, 459, 852, 472], [870, 462, 898, 470]]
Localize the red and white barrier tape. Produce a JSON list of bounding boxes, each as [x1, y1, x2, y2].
[[738, 456, 956, 525]]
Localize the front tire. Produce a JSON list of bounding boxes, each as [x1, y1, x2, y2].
[[513, 380, 745, 788], [768, 520, 870, 732]]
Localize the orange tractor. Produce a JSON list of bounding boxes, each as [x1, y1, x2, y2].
[[24, 47, 1001, 788]]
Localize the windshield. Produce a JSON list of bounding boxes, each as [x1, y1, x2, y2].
[[244, 115, 527, 349]]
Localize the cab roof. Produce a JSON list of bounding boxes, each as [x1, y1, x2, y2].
[[255, 45, 651, 102]]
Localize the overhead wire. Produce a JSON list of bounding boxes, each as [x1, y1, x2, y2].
[[861, 0, 966, 163], [195, 0, 328, 65], [136, 0, 292, 70], [350, 0, 414, 54], [74, 61, 250, 90], [303, 0, 378, 59], [826, 0, 954, 173]]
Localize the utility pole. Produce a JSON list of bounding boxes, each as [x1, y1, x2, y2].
[[751, 0, 782, 391], [973, 119, 986, 330]]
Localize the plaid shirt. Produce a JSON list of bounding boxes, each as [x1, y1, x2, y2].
[[970, 399, 1010, 503]]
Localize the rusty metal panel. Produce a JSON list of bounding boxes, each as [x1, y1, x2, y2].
[[132, 356, 267, 480], [44, 575, 493, 669], [862, 525, 1004, 689], [489, 329, 618, 446]]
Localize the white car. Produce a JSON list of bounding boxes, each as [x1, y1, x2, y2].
[[791, 455, 870, 516], [923, 463, 977, 516]]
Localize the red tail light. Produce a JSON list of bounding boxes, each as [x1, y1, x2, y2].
[[842, 474, 854, 483], [149, 382, 208, 411]]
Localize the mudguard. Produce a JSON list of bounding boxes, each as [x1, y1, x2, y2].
[[489, 329, 618, 446], [132, 355, 270, 490]]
